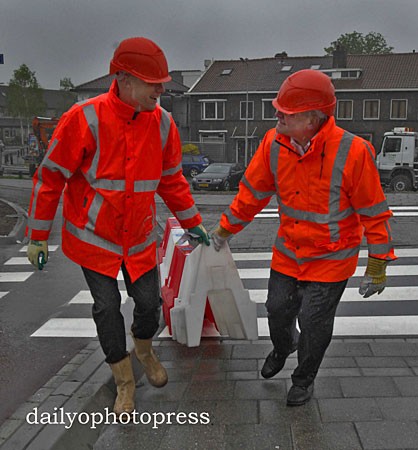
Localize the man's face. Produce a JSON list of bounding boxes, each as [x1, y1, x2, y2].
[[127, 75, 165, 111], [275, 110, 313, 142]]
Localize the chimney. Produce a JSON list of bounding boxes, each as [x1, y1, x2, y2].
[[204, 59, 212, 69], [332, 44, 347, 68]]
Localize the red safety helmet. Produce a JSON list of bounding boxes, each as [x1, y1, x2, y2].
[[110, 37, 171, 83], [272, 69, 336, 116]]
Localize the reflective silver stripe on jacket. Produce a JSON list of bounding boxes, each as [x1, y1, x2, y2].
[[274, 235, 360, 264], [176, 205, 199, 221], [160, 108, 171, 150], [162, 162, 182, 177], [83, 104, 101, 186], [27, 217, 53, 231], [368, 242, 394, 255], [356, 200, 389, 217], [128, 229, 158, 256], [240, 175, 275, 200], [224, 208, 250, 227], [134, 180, 160, 192], [270, 137, 280, 194], [65, 219, 156, 257], [65, 220, 123, 255]]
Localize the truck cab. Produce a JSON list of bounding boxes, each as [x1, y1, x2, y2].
[[376, 128, 418, 191]]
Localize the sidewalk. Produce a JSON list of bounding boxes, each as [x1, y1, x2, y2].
[[0, 186, 418, 449]]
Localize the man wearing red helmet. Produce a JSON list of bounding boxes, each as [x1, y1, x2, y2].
[[26, 37, 209, 416], [212, 69, 396, 406]]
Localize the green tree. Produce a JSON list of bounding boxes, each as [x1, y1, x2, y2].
[[59, 77, 77, 114], [59, 77, 75, 91], [7, 64, 46, 145], [324, 31, 394, 55]]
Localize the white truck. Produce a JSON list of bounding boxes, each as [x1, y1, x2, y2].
[[376, 127, 418, 192]]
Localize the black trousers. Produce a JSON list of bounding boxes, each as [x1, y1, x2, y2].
[[265, 269, 347, 387], [82, 264, 161, 364]]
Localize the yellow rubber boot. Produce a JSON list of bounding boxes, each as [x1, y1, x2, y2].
[[132, 337, 168, 387], [109, 355, 136, 415]]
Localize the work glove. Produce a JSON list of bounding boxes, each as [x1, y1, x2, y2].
[[187, 224, 210, 246], [211, 225, 232, 251], [27, 240, 48, 270], [359, 256, 387, 298]]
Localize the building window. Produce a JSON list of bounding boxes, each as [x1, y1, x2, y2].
[[363, 100, 380, 120], [201, 100, 225, 120], [391, 99, 407, 120], [240, 101, 254, 120], [262, 99, 276, 120], [337, 100, 353, 120]]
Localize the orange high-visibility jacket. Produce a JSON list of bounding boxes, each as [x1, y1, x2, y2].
[[27, 80, 201, 282], [220, 117, 396, 282]]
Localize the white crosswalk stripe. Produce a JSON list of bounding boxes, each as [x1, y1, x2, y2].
[[3, 243, 418, 339]]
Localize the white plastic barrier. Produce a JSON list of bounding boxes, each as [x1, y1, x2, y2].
[[170, 242, 258, 347]]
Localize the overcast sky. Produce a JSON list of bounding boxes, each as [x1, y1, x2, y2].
[[1, 0, 417, 90]]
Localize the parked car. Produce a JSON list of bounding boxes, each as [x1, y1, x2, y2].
[[192, 163, 245, 191], [181, 154, 211, 178]]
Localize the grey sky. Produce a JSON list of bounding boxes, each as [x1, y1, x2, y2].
[[1, 0, 417, 90]]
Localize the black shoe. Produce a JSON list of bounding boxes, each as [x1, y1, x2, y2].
[[261, 350, 288, 379], [286, 384, 314, 406]]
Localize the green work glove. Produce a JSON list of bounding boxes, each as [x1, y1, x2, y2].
[[359, 256, 387, 298], [187, 224, 210, 246], [211, 225, 233, 252], [27, 240, 48, 270]]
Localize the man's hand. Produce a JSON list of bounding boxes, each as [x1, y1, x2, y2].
[[359, 256, 387, 298], [187, 224, 210, 246], [211, 225, 232, 251], [27, 240, 48, 270]]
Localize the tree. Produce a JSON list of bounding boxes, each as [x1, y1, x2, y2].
[[324, 31, 394, 55], [60, 77, 75, 91], [59, 77, 77, 113], [7, 64, 46, 145]]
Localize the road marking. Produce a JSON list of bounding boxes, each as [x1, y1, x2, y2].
[[0, 292, 8, 299], [238, 265, 418, 279], [249, 286, 418, 303], [19, 245, 59, 252], [69, 290, 130, 304], [4, 257, 32, 265], [31, 318, 96, 337], [257, 316, 418, 337], [0, 272, 33, 282]]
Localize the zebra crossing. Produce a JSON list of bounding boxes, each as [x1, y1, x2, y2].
[[2, 245, 418, 339]]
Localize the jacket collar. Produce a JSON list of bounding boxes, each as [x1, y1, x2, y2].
[[106, 79, 157, 120], [276, 116, 336, 153]]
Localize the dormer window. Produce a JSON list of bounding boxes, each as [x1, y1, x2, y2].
[[220, 69, 233, 76]]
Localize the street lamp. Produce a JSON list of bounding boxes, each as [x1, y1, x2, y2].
[[240, 57, 249, 167]]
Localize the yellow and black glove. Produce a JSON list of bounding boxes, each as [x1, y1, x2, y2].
[[211, 225, 233, 251], [359, 256, 387, 298], [27, 240, 48, 270]]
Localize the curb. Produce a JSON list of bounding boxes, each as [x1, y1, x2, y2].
[[0, 198, 28, 245], [0, 335, 145, 450]]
